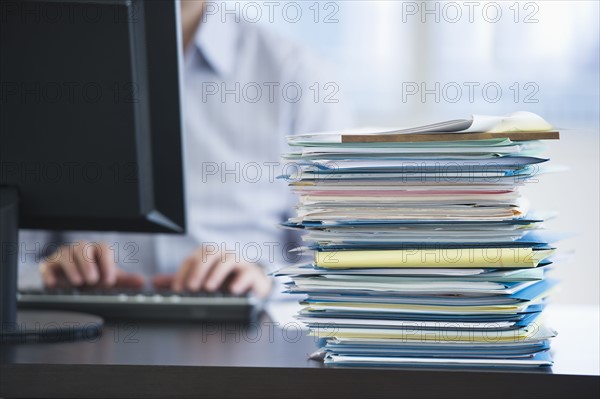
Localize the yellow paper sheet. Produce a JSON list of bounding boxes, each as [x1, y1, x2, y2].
[[315, 248, 553, 269]]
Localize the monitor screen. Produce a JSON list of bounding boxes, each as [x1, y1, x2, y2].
[[0, 0, 186, 234]]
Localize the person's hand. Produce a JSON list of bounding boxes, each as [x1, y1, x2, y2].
[[152, 247, 272, 299], [40, 241, 146, 289]]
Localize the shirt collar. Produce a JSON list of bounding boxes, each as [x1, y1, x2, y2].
[[193, 13, 239, 77]]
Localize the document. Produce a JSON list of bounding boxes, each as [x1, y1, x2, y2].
[[288, 111, 554, 145], [314, 248, 554, 269]]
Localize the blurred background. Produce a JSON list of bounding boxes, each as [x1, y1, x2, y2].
[[249, 0, 599, 305]]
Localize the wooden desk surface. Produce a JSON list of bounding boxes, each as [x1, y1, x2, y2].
[[1, 303, 598, 399]]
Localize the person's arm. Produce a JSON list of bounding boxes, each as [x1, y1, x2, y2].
[[151, 32, 354, 299]]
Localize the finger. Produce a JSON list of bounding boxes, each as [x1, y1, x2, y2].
[[114, 270, 146, 289], [73, 242, 100, 285], [53, 272, 75, 289], [95, 243, 117, 287], [186, 253, 221, 292], [57, 248, 84, 287], [203, 261, 239, 292], [228, 268, 255, 296], [231, 267, 272, 298], [152, 274, 174, 290], [173, 257, 195, 292], [40, 248, 73, 288], [39, 261, 57, 288]]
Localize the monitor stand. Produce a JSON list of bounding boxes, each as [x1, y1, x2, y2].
[[0, 187, 104, 343]]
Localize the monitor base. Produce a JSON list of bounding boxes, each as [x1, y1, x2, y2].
[[1, 310, 104, 343]]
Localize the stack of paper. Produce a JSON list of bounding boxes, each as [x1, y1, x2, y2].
[[276, 112, 559, 368]]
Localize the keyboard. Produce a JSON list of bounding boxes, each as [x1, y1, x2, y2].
[[17, 289, 258, 321]]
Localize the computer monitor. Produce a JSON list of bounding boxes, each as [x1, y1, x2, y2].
[[0, 0, 186, 340]]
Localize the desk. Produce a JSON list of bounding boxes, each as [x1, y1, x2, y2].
[[1, 303, 598, 398]]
